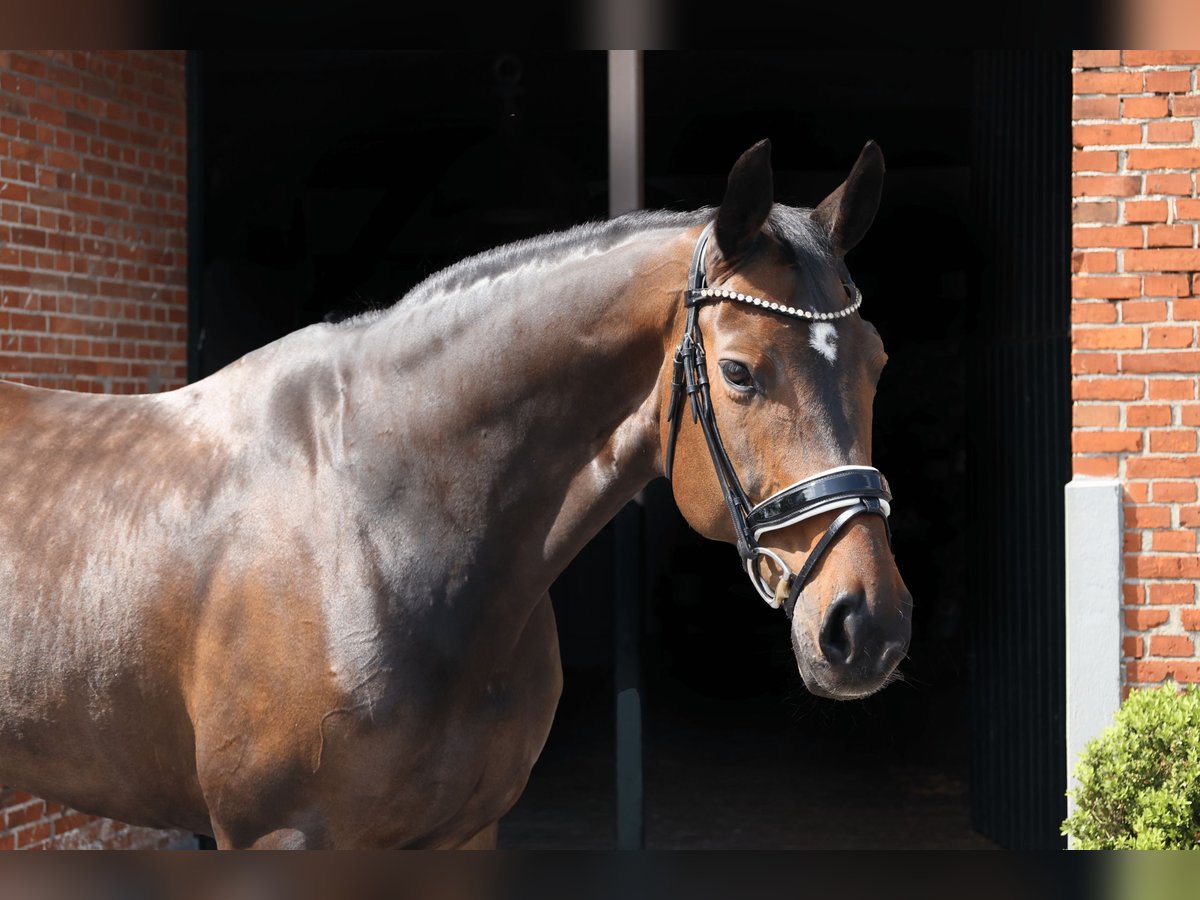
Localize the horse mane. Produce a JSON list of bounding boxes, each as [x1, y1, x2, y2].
[[339, 203, 832, 325]]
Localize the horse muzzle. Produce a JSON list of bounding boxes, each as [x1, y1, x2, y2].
[[791, 581, 912, 699]]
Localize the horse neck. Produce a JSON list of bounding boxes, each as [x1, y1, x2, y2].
[[356, 225, 692, 586]]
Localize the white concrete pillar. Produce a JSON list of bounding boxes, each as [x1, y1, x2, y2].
[[1064, 476, 1123, 826]]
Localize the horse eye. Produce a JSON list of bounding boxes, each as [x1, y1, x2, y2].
[[719, 360, 755, 391]]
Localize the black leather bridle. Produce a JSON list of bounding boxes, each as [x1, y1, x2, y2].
[[664, 222, 893, 618]]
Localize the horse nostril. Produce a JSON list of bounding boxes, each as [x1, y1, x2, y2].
[[819, 592, 865, 667]]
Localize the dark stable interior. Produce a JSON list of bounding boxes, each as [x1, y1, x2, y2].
[[197, 50, 984, 848]]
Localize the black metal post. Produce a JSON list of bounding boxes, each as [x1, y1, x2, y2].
[[613, 499, 645, 849], [608, 49, 645, 851]]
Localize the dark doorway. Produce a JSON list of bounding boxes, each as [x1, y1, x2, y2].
[[967, 51, 1072, 850]]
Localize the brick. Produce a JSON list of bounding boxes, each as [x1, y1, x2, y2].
[[5, 802, 45, 829], [1183, 404, 1200, 425], [1126, 505, 1174, 528], [1146, 225, 1194, 247], [1175, 199, 1200, 221], [1125, 582, 1147, 604], [1073, 456, 1119, 477], [1073, 378, 1145, 400], [1127, 660, 1200, 683], [1148, 379, 1197, 400], [1171, 504, 1200, 525], [1174, 300, 1200, 320], [1124, 636, 1144, 659], [1126, 456, 1200, 478], [1125, 487, 1151, 510], [1123, 489, 1146, 513], [1127, 660, 1166, 682], [1122, 95, 1170, 118], [1074, 431, 1141, 452], [1128, 553, 1200, 578], [1073, 50, 1121, 67], [1127, 608, 1170, 629], [1072, 301, 1118, 323], [1074, 201, 1117, 224], [1143, 275, 1191, 298], [1073, 71, 1144, 94], [1150, 429, 1198, 452], [17, 821, 52, 847], [1073, 175, 1142, 198], [1124, 249, 1200, 272], [1073, 96, 1121, 119], [1074, 403, 1121, 426], [1122, 300, 1169, 322], [1149, 634, 1195, 656], [1152, 530, 1197, 552], [1148, 120, 1195, 144], [1124, 50, 1200, 64], [1182, 609, 1200, 631], [1128, 148, 1200, 170], [1128, 404, 1172, 426], [1146, 173, 1194, 195], [1072, 276, 1141, 299], [1074, 225, 1144, 248], [1144, 70, 1194, 93], [1147, 326, 1196, 347], [1074, 326, 1142, 348], [1124, 200, 1168, 224], [1153, 478, 1197, 501], [1072, 352, 1117, 374], [1072, 250, 1116, 274], [1073, 124, 1142, 147], [1120, 350, 1200, 373], [1072, 150, 1117, 173]]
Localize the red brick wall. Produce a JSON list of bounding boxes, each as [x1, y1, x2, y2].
[[0, 50, 187, 393], [1071, 50, 1200, 693], [0, 50, 192, 849]]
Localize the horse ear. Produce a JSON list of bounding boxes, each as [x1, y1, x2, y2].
[[714, 139, 774, 259], [813, 140, 885, 256]]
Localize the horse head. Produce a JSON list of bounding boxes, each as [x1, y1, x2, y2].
[[661, 139, 911, 700]]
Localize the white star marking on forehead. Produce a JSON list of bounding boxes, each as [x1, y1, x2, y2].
[[809, 322, 838, 364]]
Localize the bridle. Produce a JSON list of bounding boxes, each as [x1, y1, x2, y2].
[[664, 222, 893, 619]]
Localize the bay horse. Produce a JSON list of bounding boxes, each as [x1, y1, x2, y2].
[[0, 139, 910, 848]]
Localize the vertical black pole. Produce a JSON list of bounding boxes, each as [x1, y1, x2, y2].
[[614, 501, 645, 849], [608, 49, 645, 850]]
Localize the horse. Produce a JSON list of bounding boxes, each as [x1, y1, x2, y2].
[[0, 139, 910, 849]]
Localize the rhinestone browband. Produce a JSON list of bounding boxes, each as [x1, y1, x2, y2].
[[687, 284, 863, 321]]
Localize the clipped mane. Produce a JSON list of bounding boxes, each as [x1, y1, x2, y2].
[[339, 203, 834, 325]]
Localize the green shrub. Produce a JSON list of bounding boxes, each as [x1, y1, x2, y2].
[[1062, 683, 1200, 849]]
